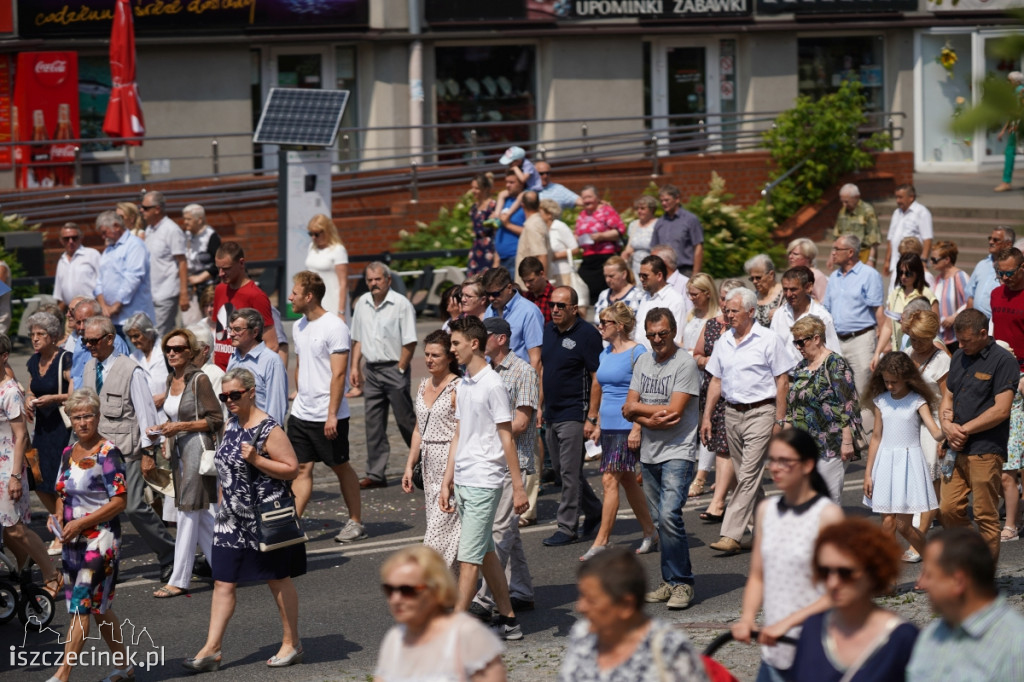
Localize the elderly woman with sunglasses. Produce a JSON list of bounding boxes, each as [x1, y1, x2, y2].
[[124, 312, 168, 412], [147, 328, 223, 599], [183, 367, 305, 673], [783, 316, 862, 503], [928, 240, 968, 353], [744, 254, 784, 327], [789, 518, 919, 682], [375, 545, 506, 682]]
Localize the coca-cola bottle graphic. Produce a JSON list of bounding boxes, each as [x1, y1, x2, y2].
[[51, 103, 75, 186], [30, 109, 54, 188], [11, 105, 21, 164]]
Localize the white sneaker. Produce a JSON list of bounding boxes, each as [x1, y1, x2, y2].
[[901, 548, 921, 563], [334, 520, 368, 543]]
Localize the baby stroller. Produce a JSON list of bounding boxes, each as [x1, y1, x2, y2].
[[0, 533, 56, 631], [702, 630, 798, 682]]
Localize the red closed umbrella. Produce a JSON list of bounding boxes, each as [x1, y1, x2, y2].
[[102, 0, 145, 146]]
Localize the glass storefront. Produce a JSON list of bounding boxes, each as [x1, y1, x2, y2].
[[919, 33, 973, 166], [798, 36, 885, 112], [434, 45, 536, 155]]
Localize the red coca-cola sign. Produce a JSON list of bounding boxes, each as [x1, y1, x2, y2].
[[13, 52, 78, 189]]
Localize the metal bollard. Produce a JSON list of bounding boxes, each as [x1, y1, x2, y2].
[[123, 146, 131, 184], [73, 146, 81, 187], [211, 139, 219, 175], [538, 145, 547, 162], [410, 162, 419, 203], [651, 135, 659, 177], [887, 116, 895, 142], [582, 123, 590, 162]]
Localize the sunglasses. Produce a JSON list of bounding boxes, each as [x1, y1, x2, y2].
[[646, 330, 672, 340], [748, 275, 764, 282], [83, 333, 111, 346], [381, 583, 428, 598], [165, 345, 190, 354], [766, 456, 800, 470], [308, 231, 323, 237], [139, 204, 159, 211], [551, 301, 571, 310], [929, 256, 945, 264], [61, 235, 79, 243], [597, 319, 616, 327], [989, 237, 1007, 243], [997, 265, 1022, 279], [792, 336, 813, 348], [218, 390, 248, 403], [485, 287, 508, 299], [898, 270, 913, 278], [815, 565, 861, 582]]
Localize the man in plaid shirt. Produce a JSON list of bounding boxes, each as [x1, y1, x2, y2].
[[519, 256, 554, 323]]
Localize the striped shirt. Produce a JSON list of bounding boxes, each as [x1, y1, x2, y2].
[[593, 285, 645, 324], [933, 269, 969, 344], [907, 595, 1024, 682], [493, 351, 539, 472]]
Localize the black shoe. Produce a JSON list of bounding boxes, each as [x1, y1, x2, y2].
[[542, 531, 578, 547], [468, 601, 496, 624], [540, 468, 556, 484], [510, 597, 535, 612], [192, 556, 213, 580], [160, 563, 173, 584], [580, 514, 601, 539]]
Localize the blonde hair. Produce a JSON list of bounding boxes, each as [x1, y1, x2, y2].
[[599, 301, 636, 337], [539, 198, 562, 220], [380, 546, 457, 610], [687, 273, 719, 320], [603, 255, 636, 286], [307, 214, 342, 248], [905, 310, 940, 341], [116, 202, 143, 233], [898, 236, 923, 256], [791, 315, 826, 340]]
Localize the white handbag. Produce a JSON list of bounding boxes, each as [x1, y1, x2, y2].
[[191, 374, 218, 477]]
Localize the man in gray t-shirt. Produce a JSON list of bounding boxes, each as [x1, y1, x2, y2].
[[624, 307, 700, 610]]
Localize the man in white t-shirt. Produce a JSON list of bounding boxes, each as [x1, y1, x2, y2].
[[141, 190, 189, 336], [442, 316, 529, 641], [286, 271, 365, 544]]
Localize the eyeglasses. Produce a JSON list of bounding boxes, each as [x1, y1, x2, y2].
[[485, 287, 508, 299], [381, 583, 428, 598], [996, 264, 1022, 279], [748, 275, 764, 283], [218, 390, 248, 403], [792, 336, 813, 348], [82, 333, 111, 346], [165, 345, 190, 354], [766, 456, 801, 470], [646, 330, 672, 340], [551, 301, 571, 310], [597, 319, 616, 327], [815, 565, 861, 583], [61, 235, 79, 243], [139, 204, 159, 211], [989, 237, 1007, 244], [228, 325, 250, 335], [307, 231, 323, 238], [69, 413, 97, 422]]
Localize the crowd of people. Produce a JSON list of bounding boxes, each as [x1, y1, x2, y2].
[[2, 168, 1024, 681]]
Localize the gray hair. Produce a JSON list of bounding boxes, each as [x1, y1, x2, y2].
[[123, 312, 158, 341], [65, 388, 100, 416], [73, 297, 101, 318], [85, 316, 116, 337], [230, 308, 264, 341], [744, 253, 775, 274], [840, 233, 862, 254], [839, 183, 860, 198], [25, 312, 63, 342], [726, 286, 757, 312], [720, 278, 747, 301], [650, 244, 678, 269], [223, 367, 256, 390], [95, 210, 124, 232], [365, 261, 391, 279], [997, 225, 1017, 243], [901, 297, 932, 320], [145, 190, 166, 209], [183, 203, 205, 221], [787, 237, 818, 260], [1010, 71, 1024, 86], [188, 322, 214, 354]]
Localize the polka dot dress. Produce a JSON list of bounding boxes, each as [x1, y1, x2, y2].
[[415, 378, 462, 569]]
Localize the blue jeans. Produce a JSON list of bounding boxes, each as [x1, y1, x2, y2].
[[755, 661, 789, 682], [499, 254, 516, 282], [641, 458, 695, 586]]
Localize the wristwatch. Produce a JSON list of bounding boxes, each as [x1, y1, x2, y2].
[[775, 420, 787, 427], [11, 472, 21, 481], [587, 417, 598, 426]]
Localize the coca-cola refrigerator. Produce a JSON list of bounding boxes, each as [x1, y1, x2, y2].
[[13, 52, 79, 189]]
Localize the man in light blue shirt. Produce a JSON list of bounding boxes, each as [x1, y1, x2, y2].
[[966, 226, 1014, 319], [822, 234, 883, 435], [69, 298, 132, 390], [481, 267, 543, 370], [536, 161, 581, 212], [226, 307, 288, 425], [909, 528, 1024, 681], [94, 209, 155, 332]]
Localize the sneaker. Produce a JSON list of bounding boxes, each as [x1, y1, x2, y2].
[[644, 582, 673, 603], [901, 548, 921, 563], [468, 601, 496, 623], [492, 622, 523, 641], [635, 535, 658, 555], [334, 520, 368, 543], [667, 583, 694, 610]]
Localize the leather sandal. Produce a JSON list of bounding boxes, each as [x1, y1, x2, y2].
[[153, 585, 188, 598], [43, 573, 63, 599]]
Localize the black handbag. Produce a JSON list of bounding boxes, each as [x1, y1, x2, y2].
[[244, 421, 308, 552], [412, 461, 424, 490]]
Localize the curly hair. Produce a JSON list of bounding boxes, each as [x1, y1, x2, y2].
[[861, 351, 938, 411], [814, 518, 903, 594]]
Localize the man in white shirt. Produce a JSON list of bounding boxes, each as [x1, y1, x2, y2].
[[141, 190, 189, 335], [52, 222, 100, 311], [181, 203, 221, 325], [441, 316, 529, 641], [287, 271, 365, 544], [884, 184, 933, 279], [634, 255, 688, 350], [703, 287, 796, 555], [651, 244, 692, 303], [771, 266, 843, 363]]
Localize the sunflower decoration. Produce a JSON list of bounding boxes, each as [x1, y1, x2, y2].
[[936, 43, 957, 79]]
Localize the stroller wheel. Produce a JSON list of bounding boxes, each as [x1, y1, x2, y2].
[[0, 581, 16, 623], [17, 586, 54, 631]]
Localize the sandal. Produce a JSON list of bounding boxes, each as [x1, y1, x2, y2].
[[153, 585, 188, 598], [101, 667, 135, 682], [43, 573, 63, 599], [1000, 526, 1019, 543], [688, 478, 706, 498], [699, 509, 725, 523]]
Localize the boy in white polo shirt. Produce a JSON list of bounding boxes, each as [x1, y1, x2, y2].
[[441, 316, 530, 640]]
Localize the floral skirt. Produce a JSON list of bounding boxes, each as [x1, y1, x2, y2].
[[1007, 389, 1023, 471], [63, 527, 119, 615], [600, 430, 637, 473]]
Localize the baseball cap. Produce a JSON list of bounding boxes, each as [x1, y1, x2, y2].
[[499, 146, 526, 165], [483, 317, 512, 337]]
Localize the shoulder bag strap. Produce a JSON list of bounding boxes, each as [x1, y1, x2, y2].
[[57, 352, 64, 395]]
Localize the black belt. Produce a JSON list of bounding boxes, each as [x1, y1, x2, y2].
[[725, 398, 775, 412], [366, 361, 397, 367], [837, 327, 874, 341]]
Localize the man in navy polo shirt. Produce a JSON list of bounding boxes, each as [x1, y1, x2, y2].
[[540, 286, 604, 546], [482, 266, 544, 371]]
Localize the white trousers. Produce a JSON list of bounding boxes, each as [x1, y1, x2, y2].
[[168, 505, 216, 590], [817, 457, 847, 505]]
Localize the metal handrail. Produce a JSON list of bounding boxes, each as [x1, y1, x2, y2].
[[761, 159, 808, 206]]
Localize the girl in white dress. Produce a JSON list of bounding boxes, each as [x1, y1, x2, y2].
[[861, 352, 944, 558]]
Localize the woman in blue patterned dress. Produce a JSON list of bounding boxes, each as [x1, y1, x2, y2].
[[785, 315, 863, 504], [184, 368, 305, 673], [49, 388, 131, 682], [467, 173, 497, 276]]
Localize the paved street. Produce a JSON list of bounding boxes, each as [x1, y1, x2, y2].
[[4, 319, 1024, 681]]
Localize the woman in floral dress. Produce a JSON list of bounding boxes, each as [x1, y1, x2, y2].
[[50, 388, 131, 682], [467, 173, 497, 276], [575, 185, 626, 302], [402, 330, 461, 569]]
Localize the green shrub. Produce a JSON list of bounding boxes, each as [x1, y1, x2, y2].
[[391, 191, 476, 273]]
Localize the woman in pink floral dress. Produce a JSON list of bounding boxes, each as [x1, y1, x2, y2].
[[575, 185, 626, 302]]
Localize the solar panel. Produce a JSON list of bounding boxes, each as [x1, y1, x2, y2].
[[253, 88, 350, 146]]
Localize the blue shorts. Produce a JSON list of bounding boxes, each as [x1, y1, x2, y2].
[[454, 484, 502, 565]]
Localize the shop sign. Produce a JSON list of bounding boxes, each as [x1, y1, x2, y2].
[[757, 0, 915, 13], [12, 52, 80, 188], [17, 0, 369, 39], [427, 0, 751, 21], [931, 0, 1024, 9]]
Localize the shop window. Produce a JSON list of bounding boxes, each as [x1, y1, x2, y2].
[[920, 33, 972, 165], [797, 37, 884, 112], [435, 45, 535, 157]]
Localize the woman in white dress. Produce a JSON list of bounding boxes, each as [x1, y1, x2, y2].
[[683, 274, 720, 498], [305, 214, 349, 320], [621, 195, 658, 276], [540, 199, 584, 296]]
